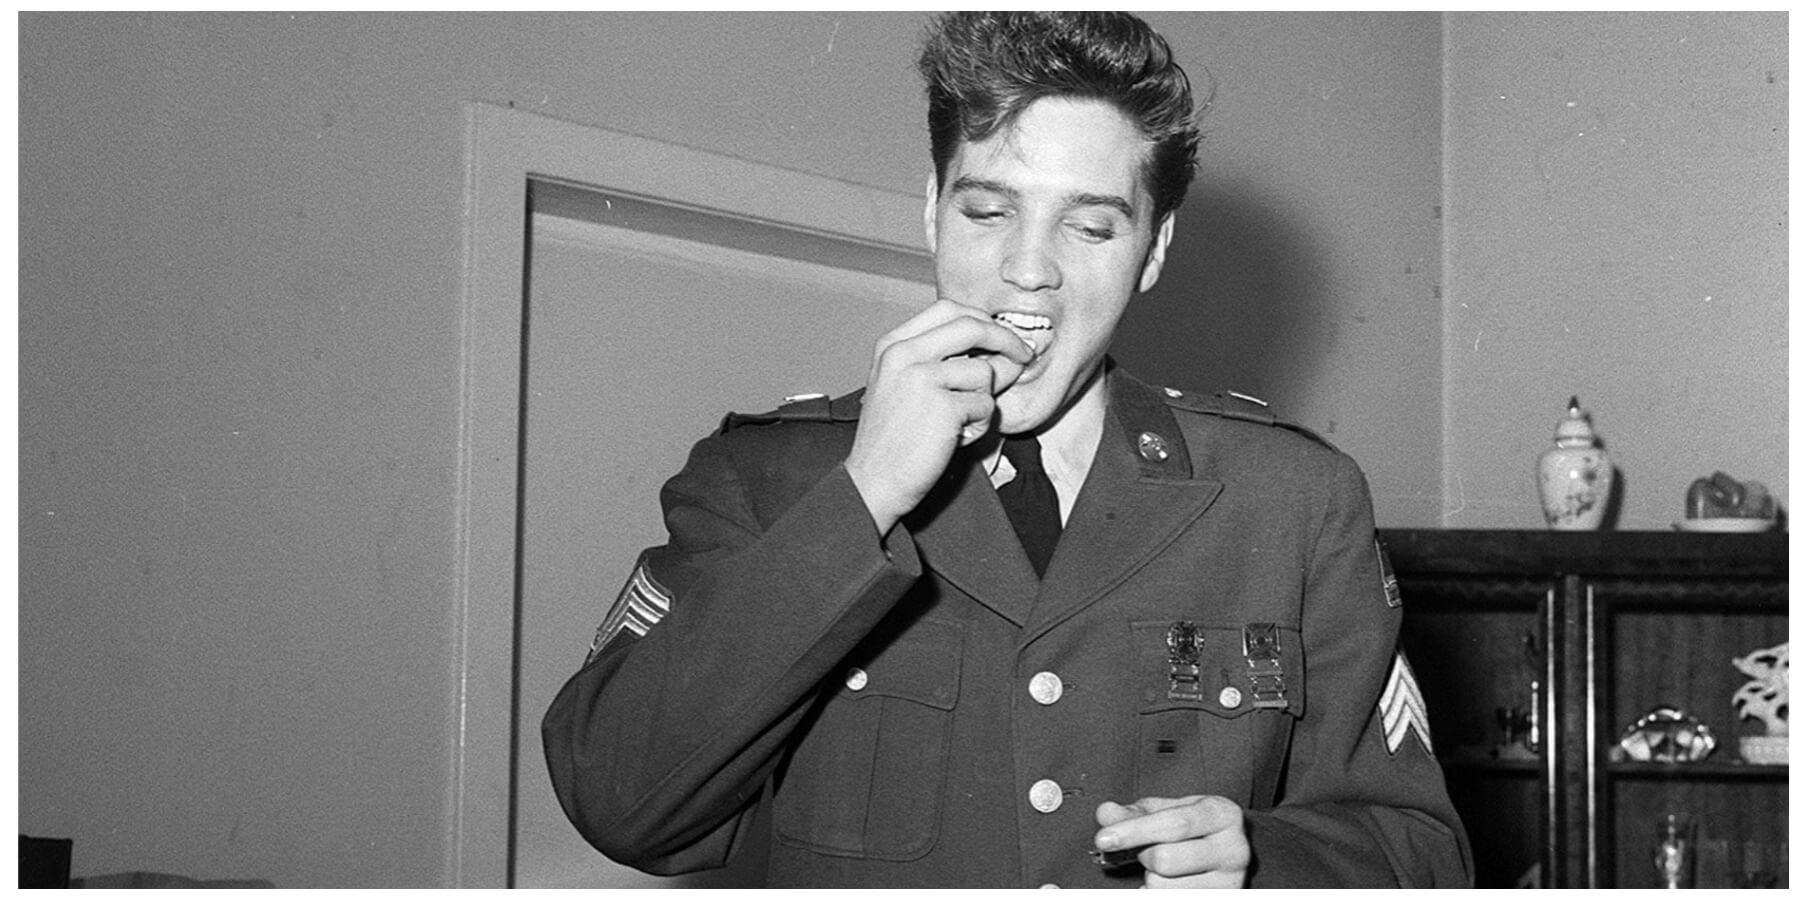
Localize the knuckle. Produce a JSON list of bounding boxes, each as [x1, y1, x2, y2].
[[1195, 794, 1242, 822], [1225, 842, 1252, 870], [1137, 844, 1175, 875]]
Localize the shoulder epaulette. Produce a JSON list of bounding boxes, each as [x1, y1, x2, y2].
[[719, 391, 862, 433], [1159, 387, 1275, 424], [1158, 386, 1336, 449]]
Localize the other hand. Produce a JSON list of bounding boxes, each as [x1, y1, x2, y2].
[[1094, 794, 1251, 889]]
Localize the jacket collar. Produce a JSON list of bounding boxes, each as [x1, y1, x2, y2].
[[906, 361, 1221, 630], [1103, 365, 1195, 481]]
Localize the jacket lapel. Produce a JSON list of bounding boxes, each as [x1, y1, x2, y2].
[[907, 447, 1039, 627], [1028, 368, 1222, 639]]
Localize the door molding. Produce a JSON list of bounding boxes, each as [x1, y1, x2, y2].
[[450, 102, 928, 886]]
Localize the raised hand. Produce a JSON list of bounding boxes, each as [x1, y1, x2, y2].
[[844, 298, 1034, 535]]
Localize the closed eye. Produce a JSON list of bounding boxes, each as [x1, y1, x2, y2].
[[1067, 218, 1120, 243], [960, 204, 1008, 224]]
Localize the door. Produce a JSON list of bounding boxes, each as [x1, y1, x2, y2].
[[511, 184, 931, 886]]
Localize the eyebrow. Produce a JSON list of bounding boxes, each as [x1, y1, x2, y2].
[[948, 176, 1138, 220]]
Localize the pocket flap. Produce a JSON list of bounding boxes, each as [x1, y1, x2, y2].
[[837, 616, 963, 710], [1131, 620, 1304, 718]]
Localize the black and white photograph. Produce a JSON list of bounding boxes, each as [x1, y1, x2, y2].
[[16, 11, 1787, 889]]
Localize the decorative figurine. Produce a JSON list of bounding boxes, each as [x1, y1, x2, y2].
[[1653, 812, 1696, 889], [1536, 396, 1615, 530], [1616, 706, 1716, 763], [1678, 471, 1781, 532], [1491, 678, 1541, 760], [1731, 641, 1788, 765]]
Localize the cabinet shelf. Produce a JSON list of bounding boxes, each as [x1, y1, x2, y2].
[[1382, 528, 1788, 889], [1442, 755, 1542, 776], [1381, 528, 1786, 579], [1606, 760, 1787, 782]]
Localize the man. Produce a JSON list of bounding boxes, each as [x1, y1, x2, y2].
[[544, 11, 1471, 888]]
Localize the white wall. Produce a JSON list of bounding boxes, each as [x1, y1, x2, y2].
[[1442, 12, 1787, 528], [18, 13, 941, 887], [16, 11, 1783, 888], [1119, 12, 1446, 527]]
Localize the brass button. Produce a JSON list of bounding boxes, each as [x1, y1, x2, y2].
[[1028, 671, 1065, 706], [1029, 779, 1064, 813], [1219, 686, 1243, 709], [845, 667, 868, 691]]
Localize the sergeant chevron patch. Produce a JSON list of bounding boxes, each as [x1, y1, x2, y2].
[[586, 563, 672, 664], [1379, 651, 1433, 756]]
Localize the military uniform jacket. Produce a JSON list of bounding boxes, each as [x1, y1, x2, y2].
[[542, 365, 1473, 888]]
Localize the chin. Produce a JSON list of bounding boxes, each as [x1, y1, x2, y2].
[[996, 361, 1102, 434], [995, 393, 1057, 436]]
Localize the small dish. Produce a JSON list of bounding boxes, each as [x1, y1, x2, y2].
[[1673, 517, 1777, 533], [1739, 735, 1787, 766]]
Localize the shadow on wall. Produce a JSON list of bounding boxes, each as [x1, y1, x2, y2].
[[1111, 180, 1328, 408]]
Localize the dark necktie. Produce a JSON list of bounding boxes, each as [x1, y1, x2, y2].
[[997, 437, 1061, 578]]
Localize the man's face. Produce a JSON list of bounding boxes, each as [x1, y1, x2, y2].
[[926, 97, 1174, 435]]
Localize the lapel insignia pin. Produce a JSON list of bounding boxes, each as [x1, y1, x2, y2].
[[1137, 431, 1170, 462]]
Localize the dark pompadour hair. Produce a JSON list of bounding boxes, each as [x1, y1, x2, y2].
[[917, 12, 1205, 223]]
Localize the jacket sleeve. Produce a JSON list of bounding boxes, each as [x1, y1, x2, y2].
[[540, 431, 922, 875], [1242, 453, 1475, 887]]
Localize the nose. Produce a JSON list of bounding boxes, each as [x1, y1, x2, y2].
[[1000, 224, 1062, 293]]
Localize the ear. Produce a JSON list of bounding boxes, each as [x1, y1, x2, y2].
[[923, 171, 941, 255], [1136, 212, 1176, 293]]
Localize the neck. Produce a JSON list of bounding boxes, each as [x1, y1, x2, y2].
[[1034, 366, 1108, 509]]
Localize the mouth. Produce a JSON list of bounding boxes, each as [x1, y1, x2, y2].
[[993, 310, 1054, 357]]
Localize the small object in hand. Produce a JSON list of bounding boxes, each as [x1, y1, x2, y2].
[[1089, 846, 1142, 869]]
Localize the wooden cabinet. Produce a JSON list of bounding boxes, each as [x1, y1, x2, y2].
[[1381, 529, 1787, 888]]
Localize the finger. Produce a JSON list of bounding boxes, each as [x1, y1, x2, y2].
[[929, 295, 1035, 363], [930, 316, 1035, 368], [982, 352, 1027, 396], [1094, 795, 1234, 851], [955, 395, 997, 446], [1094, 799, 1145, 829], [1144, 868, 1247, 890], [937, 355, 1002, 394], [1137, 830, 1251, 880], [958, 319, 1035, 367], [873, 297, 997, 355], [958, 419, 993, 446], [878, 312, 1033, 373]]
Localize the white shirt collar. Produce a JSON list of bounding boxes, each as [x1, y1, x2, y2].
[[984, 369, 1108, 525]]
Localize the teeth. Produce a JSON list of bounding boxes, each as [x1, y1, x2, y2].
[[995, 311, 1053, 331], [994, 311, 1053, 353]]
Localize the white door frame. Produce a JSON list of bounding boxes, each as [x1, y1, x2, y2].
[[450, 102, 929, 886]]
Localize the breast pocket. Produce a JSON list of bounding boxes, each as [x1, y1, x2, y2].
[[1130, 620, 1305, 803], [773, 616, 963, 861]]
